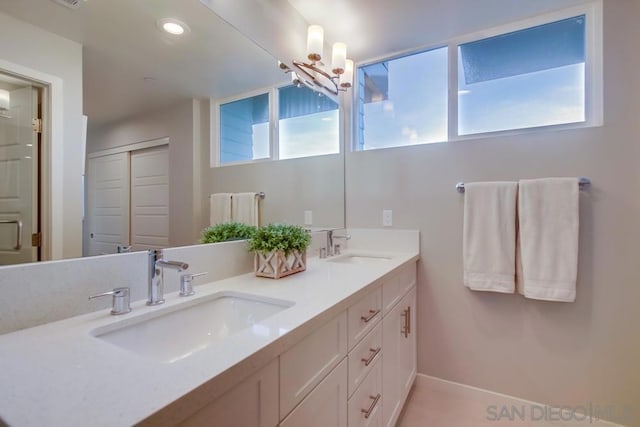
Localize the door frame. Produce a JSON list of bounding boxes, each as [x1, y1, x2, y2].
[[86, 136, 169, 159], [0, 59, 63, 261]]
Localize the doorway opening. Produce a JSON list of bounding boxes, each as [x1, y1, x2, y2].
[[0, 70, 44, 266]]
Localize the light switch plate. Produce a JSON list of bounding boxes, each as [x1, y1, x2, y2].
[[304, 210, 313, 225], [382, 210, 393, 227]]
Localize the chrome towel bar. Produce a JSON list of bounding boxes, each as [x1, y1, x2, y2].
[[456, 177, 591, 194]]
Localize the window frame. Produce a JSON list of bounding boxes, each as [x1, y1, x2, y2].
[[351, 1, 603, 152], [212, 86, 275, 168], [213, 83, 344, 168]]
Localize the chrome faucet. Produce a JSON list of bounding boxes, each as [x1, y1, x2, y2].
[[325, 230, 351, 257], [147, 249, 189, 306]]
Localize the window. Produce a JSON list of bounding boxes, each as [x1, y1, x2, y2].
[[458, 15, 586, 135], [219, 93, 270, 164], [355, 4, 601, 151], [217, 85, 340, 166], [357, 47, 448, 150], [278, 85, 339, 160]]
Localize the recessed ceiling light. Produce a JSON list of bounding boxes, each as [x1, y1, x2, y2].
[[157, 18, 189, 36]]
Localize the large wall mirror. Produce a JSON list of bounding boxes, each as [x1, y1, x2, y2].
[[0, 0, 345, 265]]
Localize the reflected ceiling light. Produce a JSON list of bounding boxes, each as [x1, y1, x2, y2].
[[158, 18, 189, 36], [279, 25, 353, 98]]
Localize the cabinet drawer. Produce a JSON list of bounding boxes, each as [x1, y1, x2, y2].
[[280, 311, 347, 419], [179, 358, 278, 427], [348, 357, 382, 427], [382, 264, 416, 315], [348, 323, 381, 398], [348, 287, 381, 350], [280, 359, 348, 427]]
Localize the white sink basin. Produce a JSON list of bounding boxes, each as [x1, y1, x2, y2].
[[328, 254, 393, 264], [91, 291, 294, 363]]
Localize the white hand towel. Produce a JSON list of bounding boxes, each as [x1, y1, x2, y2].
[[232, 192, 259, 227], [210, 193, 232, 225], [518, 178, 579, 302], [463, 182, 518, 293]]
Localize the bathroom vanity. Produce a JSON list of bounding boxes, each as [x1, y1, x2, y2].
[[0, 230, 419, 427]]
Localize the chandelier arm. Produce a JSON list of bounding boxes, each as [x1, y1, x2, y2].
[[292, 60, 339, 96]]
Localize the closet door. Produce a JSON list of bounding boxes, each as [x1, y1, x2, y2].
[[130, 145, 169, 251], [87, 152, 130, 256]]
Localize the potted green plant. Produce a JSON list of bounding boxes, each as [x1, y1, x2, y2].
[[199, 222, 257, 244], [248, 223, 311, 279]]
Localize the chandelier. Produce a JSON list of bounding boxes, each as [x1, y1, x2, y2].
[[279, 25, 353, 97]]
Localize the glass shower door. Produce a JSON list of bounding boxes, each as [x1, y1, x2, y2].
[[0, 83, 38, 265]]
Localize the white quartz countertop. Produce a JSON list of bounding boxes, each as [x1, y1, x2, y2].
[[0, 249, 419, 427]]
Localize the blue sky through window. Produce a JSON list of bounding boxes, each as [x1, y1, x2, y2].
[[359, 47, 449, 150], [356, 14, 588, 150]]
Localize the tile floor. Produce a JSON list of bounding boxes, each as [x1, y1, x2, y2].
[[397, 376, 624, 427]]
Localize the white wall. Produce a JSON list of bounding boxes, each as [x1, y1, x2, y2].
[[345, 0, 640, 417], [203, 100, 345, 230], [0, 11, 83, 259], [88, 99, 198, 247]]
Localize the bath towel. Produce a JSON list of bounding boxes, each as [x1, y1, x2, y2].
[[210, 193, 232, 225], [517, 178, 579, 302], [232, 192, 260, 227], [463, 182, 518, 293]]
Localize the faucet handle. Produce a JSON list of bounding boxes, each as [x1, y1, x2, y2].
[[89, 287, 132, 315], [180, 272, 208, 297]]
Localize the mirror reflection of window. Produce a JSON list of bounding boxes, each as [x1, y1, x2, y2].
[[219, 93, 270, 165], [278, 85, 339, 160]]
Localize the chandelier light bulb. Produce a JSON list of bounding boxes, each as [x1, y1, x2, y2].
[[340, 59, 354, 88], [306, 25, 324, 62], [331, 42, 347, 75]]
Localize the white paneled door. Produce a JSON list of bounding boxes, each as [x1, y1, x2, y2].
[[86, 144, 169, 255], [130, 145, 169, 251], [87, 152, 130, 256], [0, 86, 38, 265]]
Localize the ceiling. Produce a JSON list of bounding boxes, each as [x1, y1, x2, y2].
[[0, 0, 287, 128], [0, 0, 590, 129]]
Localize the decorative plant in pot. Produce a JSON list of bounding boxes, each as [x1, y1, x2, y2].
[[248, 223, 311, 279], [199, 222, 257, 244]]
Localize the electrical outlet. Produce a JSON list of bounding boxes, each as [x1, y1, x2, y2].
[[304, 210, 313, 225], [382, 210, 393, 227]]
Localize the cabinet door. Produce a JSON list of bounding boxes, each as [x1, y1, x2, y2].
[[381, 286, 417, 427], [280, 311, 347, 419], [280, 359, 347, 427], [398, 287, 417, 400], [179, 358, 278, 427]]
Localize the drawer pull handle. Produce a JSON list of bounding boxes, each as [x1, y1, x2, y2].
[[361, 347, 381, 366], [361, 393, 381, 419], [361, 309, 380, 323], [401, 307, 410, 338]]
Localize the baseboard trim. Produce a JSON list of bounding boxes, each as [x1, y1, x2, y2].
[[415, 374, 628, 427]]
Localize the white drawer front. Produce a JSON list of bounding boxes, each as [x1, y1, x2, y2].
[[347, 287, 382, 350], [348, 323, 382, 398], [280, 359, 348, 427], [348, 357, 382, 427], [382, 264, 416, 315], [280, 311, 347, 419]]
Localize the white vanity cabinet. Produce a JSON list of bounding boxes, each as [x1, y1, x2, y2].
[[172, 261, 417, 427], [178, 358, 279, 427], [381, 268, 417, 427]]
